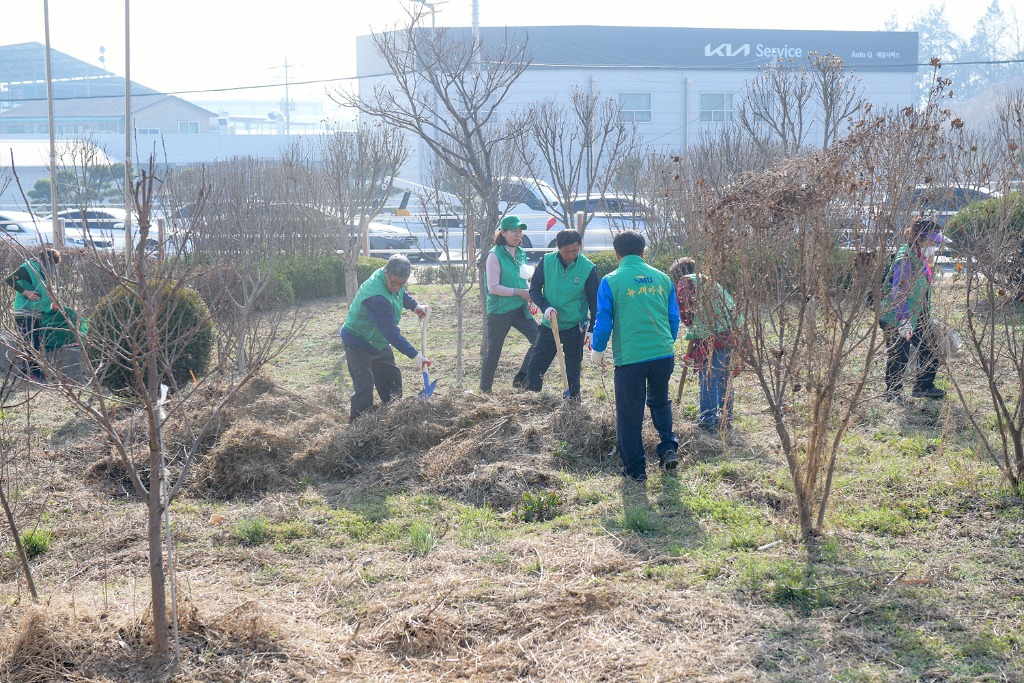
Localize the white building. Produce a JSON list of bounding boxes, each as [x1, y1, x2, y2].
[[357, 26, 920, 184]]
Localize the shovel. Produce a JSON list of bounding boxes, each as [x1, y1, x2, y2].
[[676, 339, 694, 404], [550, 312, 571, 399], [418, 316, 438, 399]]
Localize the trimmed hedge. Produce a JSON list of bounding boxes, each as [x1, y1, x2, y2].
[[90, 283, 214, 395], [271, 253, 386, 300]]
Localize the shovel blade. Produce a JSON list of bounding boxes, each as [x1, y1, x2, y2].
[[418, 372, 439, 399]]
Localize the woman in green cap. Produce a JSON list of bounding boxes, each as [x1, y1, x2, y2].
[[480, 215, 538, 393]]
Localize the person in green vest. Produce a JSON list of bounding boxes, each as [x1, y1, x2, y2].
[[879, 217, 947, 402], [480, 215, 539, 393], [340, 255, 431, 421], [5, 247, 62, 382], [591, 231, 680, 482], [669, 257, 743, 433], [525, 229, 598, 399]]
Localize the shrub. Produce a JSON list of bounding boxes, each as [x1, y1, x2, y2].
[[21, 528, 52, 558], [414, 263, 466, 285], [356, 256, 388, 286], [274, 253, 345, 300], [90, 282, 214, 395], [588, 250, 619, 279]]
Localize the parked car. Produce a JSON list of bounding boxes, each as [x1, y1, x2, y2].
[[0, 210, 53, 248], [47, 208, 162, 251], [910, 185, 1000, 228], [344, 221, 429, 261]]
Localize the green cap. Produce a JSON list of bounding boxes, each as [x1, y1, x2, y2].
[[499, 215, 527, 231]]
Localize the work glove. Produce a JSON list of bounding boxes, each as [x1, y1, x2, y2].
[[682, 352, 695, 368], [414, 353, 432, 372], [897, 320, 913, 341], [519, 263, 534, 280], [414, 304, 431, 320], [528, 303, 539, 316], [544, 307, 557, 321], [584, 331, 593, 350], [591, 349, 605, 367]]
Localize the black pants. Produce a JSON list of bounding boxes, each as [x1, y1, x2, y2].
[[525, 323, 585, 397], [880, 320, 939, 394], [344, 342, 402, 421], [479, 308, 538, 393], [614, 356, 677, 481], [15, 314, 42, 379]]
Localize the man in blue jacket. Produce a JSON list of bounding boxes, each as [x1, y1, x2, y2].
[[591, 231, 680, 482], [340, 255, 431, 421]]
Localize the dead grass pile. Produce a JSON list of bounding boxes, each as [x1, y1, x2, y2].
[[0, 607, 86, 683], [203, 377, 344, 497], [0, 600, 297, 683], [172, 380, 623, 505], [547, 399, 617, 467]]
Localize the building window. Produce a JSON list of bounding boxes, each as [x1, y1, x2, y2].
[[178, 121, 200, 134], [137, 127, 160, 134], [618, 93, 651, 123], [700, 93, 734, 123]]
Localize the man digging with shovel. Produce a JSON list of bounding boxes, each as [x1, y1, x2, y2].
[[340, 255, 433, 422], [525, 229, 599, 400]]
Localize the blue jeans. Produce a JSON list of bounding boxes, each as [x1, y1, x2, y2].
[[698, 345, 733, 429], [613, 356, 677, 480]]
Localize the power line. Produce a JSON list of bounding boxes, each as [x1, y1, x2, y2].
[[2, 57, 1022, 105]]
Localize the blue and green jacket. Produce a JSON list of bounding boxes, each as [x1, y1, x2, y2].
[[592, 255, 679, 366]]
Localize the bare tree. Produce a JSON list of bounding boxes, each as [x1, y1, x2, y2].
[[515, 88, 641, 241], [944, 95, 1024, 493], [735, 53, 865, 156], [690, 80, 950, 540], [4, 156, 300, 656], [297, 126, 409, 301], [333, 10, 531, 356], [335, 12, 529, 246]]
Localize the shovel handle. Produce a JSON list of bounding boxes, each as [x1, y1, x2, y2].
[[420, 315, 427, 357], [676, 339, 694, 404], [550, 314, 570, 395]]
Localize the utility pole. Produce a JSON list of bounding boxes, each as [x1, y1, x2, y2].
[[124, 0, 133, 263], [271, 58, 295, 135], [43, 0, 61, 247]]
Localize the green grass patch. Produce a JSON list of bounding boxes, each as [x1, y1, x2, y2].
[[20, 528, 53, 558], [233, 516, 271, 546], [408, 518, 438, 556]]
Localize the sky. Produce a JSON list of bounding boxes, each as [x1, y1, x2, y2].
[[0, 0, 1012, 116]]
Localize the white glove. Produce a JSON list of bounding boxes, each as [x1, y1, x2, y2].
[[519, 263, 534, 280], [897, 320, 913, 341], [415, 304, 431, 320], [544, 307, 557, 321], [584, 331, 593, 350], [414, 353, 432, 372], [591, 349, 605, 367]]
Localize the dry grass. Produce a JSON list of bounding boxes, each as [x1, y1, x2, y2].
[[0, 285, 1022, 681]]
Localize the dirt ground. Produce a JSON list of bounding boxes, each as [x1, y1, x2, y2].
[[0, 294, 1022, 681]]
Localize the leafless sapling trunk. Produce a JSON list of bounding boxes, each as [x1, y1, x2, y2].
[[7, 156, 300, 656]]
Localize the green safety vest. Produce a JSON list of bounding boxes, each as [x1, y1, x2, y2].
[[485, 245, 529, 316], [682, 273, 741, 341], [880, 244, 931, 328], [342, 267, 404, 350], [604, 255, 674, 366], [13, 259, 52, 314], [540, 251, 594, 330]]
